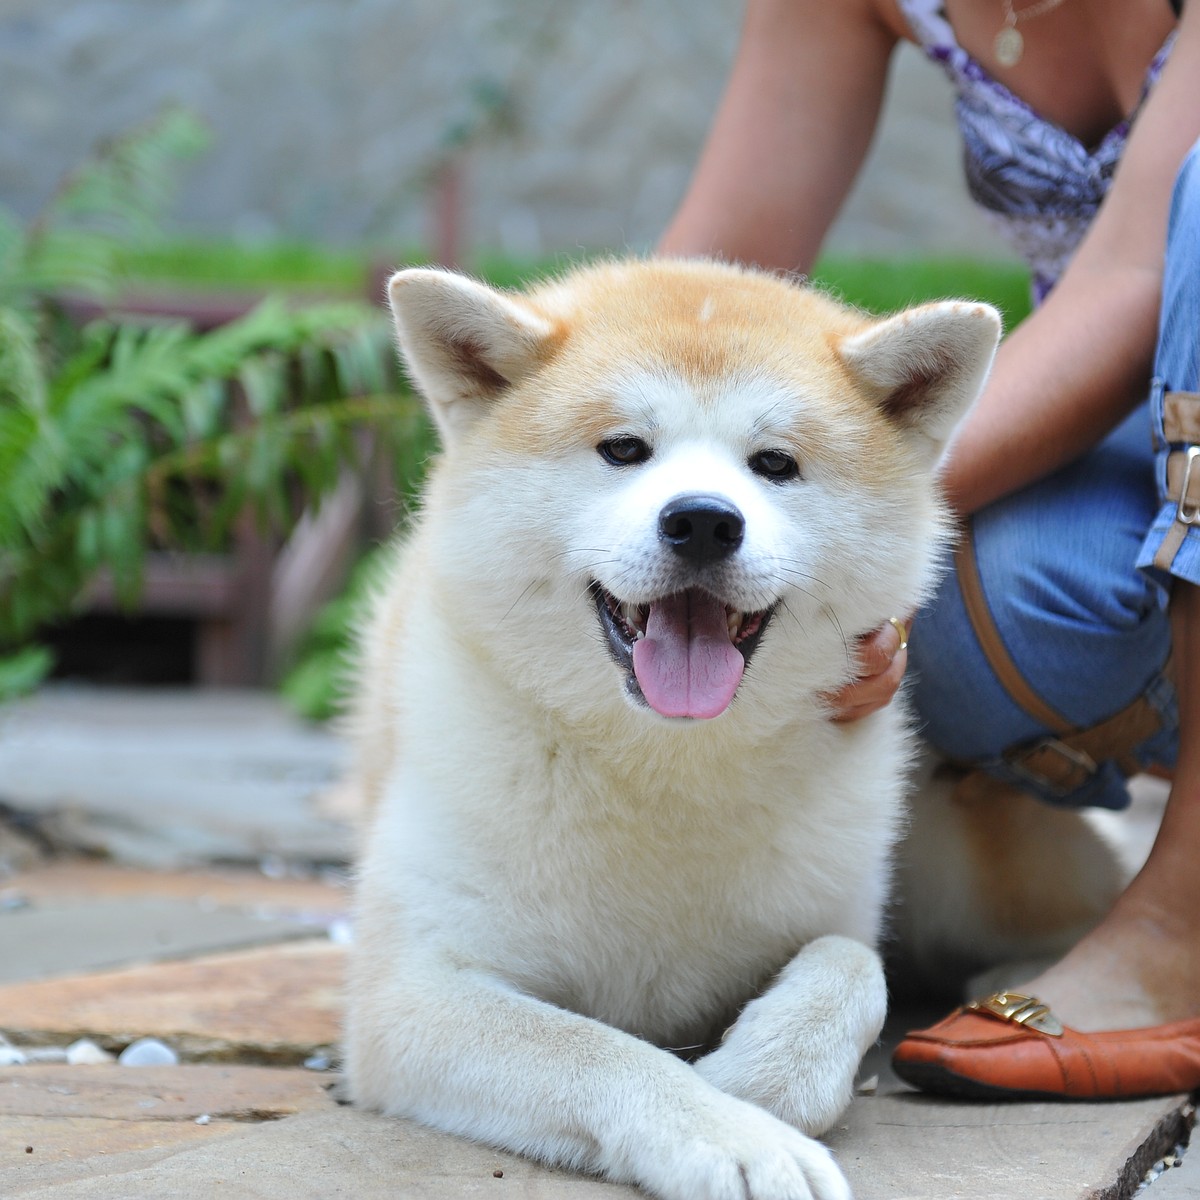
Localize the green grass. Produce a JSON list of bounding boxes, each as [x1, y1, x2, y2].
[[812, 255, 1032, 327], [114, 238, 374, 293], [115, 241, 1033, 328]]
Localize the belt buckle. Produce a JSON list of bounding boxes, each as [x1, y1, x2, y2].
[[1007, 736, 1097, 795], [1177, 445, 1200, 525]]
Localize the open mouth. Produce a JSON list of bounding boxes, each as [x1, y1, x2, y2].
[[591, 583, 774, 720]]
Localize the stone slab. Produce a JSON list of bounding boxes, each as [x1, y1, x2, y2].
[[4, 1105, 641, 1199], [0, 940, 343, 1063], [827, 1090, 1193, 1200], [5, 1085, 1193, 1200], [3, 1063, 339, 1194], [0, 686, 352, 868], [0, 896, 327, 984], [0, 1062, 337, 1121], [7, 861, 349, 912], [10, 1115, 234, 1174], [0, 1024, 1193, 1198], [1, 862, 349, 985]]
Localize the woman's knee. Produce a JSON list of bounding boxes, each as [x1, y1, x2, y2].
[[910, 471, 1169, 763]]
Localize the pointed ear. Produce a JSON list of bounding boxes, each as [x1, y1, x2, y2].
[[387, 268, 557, 445], [839, 302, 1001, 460]]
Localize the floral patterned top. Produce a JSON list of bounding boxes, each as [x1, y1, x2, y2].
[[897, 0, 1176, 302]]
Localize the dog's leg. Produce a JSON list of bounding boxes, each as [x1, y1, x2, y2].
[[346, 961, 853, 1200], [694, 935, 886, 1137]]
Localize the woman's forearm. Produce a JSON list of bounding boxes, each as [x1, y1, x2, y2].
[[658, 0, 896, 273], [941, 263, 1162, 515]]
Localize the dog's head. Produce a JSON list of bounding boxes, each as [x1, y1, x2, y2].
[[388, 259, 999, 724]]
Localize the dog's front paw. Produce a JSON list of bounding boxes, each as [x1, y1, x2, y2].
[[630, 1091, 852, 1200], [695, 935, 886, 1136]]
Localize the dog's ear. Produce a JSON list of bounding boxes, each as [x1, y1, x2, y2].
[[838, 301, 1001, 461], [387, 268, 557, 444]]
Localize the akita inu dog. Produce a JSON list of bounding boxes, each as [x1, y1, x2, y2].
[[345, 259, 1000, 1199]]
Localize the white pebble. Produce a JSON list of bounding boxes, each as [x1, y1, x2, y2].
[[0, 1045, 27, 1066], [195, 1113, 211, 1125], [67, 1039, 114, 1065], [303, 1053, 331, 1071], [118, 1038, 178, 1066], [327, 918, 353, 945]]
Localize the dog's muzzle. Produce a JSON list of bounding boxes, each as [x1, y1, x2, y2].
[[591, 494, 774, 721]]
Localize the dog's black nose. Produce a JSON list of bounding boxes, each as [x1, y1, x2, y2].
[[658, 495, 745, 563]]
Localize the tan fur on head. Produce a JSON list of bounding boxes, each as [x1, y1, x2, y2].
[[389, 257, 999, 466]]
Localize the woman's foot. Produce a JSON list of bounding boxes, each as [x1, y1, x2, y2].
[[1010, 883, 1200, 1031], [891, 870, 1200, 1100]]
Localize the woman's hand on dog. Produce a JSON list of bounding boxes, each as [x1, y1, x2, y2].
[[824, 616, 911, 722]]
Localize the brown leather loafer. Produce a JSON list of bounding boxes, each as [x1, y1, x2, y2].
[[892, 992, 1200, 1100]]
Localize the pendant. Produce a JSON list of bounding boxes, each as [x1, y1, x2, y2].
[[994, 24, 1024, 67]]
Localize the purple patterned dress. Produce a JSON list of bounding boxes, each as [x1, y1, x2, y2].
[[897, 0, 1176, 302]]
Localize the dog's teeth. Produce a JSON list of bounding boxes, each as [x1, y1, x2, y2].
[[727, 611, 743, 640]]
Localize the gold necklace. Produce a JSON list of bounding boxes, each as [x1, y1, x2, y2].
[[994, 0, 1067, 67]]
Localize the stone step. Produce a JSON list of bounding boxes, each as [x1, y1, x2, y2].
[[0, 940, 343, 1065]]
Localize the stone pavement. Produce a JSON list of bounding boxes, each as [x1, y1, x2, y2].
[[1, 686, 1196, 1198]]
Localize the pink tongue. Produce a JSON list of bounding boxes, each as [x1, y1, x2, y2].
[[631, 590, 744, 719]]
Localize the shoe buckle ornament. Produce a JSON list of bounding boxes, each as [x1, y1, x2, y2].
[[967, 992, 1064, 1036]]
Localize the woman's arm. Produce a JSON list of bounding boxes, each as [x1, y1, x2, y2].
[[659, 0, 898, 273], [941, 5, 1200, 515]]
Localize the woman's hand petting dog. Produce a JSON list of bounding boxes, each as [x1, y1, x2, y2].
[[824, 615, 912, 723]]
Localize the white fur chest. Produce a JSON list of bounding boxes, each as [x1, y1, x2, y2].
[[365, 687, 904, 1044]]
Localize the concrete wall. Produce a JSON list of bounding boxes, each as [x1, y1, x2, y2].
[[1, 0, 1010, 261]]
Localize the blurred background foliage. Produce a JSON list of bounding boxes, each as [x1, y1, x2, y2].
[[0, 110, 419, 702]]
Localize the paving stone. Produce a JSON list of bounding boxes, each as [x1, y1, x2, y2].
[[4, 1105, 642, 1199], [0, 1062, 337, 1121], [1, 862, 349, 985], [0, 941, 343, 1064], [0, 977, 1193, 1198], [7, 861, 349, 912], [0, 896, 330, 984], [827, 1090, 1194, 1200], [3, 1063, 340, 1194], [8, 1115, 232, 1175], [0, 686, 352, 869], [7, 1084, 1193, 1200]]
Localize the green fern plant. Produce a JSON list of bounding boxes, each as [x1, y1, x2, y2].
[[0, 109, 425, 700]]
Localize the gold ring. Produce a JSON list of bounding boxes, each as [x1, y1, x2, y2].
[[887, 616, 909, 652]]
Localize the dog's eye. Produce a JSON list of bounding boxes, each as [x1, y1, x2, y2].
[[749, 449, 800, 482], [598, 437, 652, 466]]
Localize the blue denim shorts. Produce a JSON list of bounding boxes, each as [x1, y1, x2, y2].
[[908, 139, 1200, 811]]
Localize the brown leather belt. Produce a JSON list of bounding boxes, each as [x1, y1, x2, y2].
[[954, 522, 1167, 796]]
